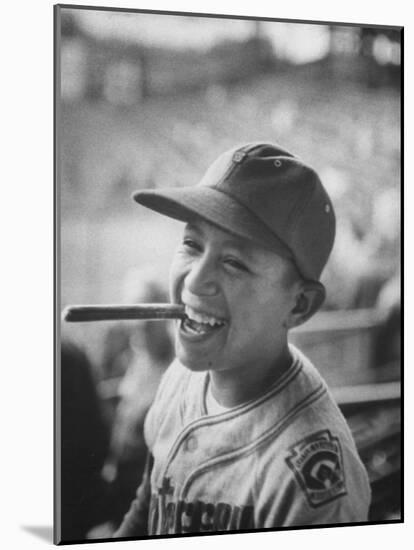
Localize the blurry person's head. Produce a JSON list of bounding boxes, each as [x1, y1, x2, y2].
[[132, 143, 336, 374], [372, 187, 400, 244], [122, 266, 173, 364]]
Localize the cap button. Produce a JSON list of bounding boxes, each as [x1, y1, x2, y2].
[[274, 159, 282, 167], [233, 151, 246, 163], [325, 204, 331, 213]]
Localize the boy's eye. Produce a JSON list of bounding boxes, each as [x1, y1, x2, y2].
[[224, 257, 248, 272], [182, 238, 201, 251]]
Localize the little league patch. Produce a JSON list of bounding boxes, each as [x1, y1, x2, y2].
[[286, 430, 347, 508]]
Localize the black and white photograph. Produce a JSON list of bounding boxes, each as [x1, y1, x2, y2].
[[55, 3, 402, 545]]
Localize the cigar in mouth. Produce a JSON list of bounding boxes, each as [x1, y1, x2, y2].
[[62, 304, 186, 323]]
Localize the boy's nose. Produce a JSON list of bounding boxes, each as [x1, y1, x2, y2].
[[184, 256, 219, 297]]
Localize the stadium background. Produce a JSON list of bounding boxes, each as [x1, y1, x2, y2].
[[57, 7, 401, 538]]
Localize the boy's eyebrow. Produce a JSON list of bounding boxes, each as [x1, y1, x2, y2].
[[185, 222, 203, 236], [185, 222, 258, 261]]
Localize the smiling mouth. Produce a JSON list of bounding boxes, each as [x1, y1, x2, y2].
[[181, 305, 227, 336]]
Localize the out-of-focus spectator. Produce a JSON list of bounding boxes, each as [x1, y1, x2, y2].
[[321, 169, 399, 310], [374, 268, 401, 368], [88, 268, 174, 538], [321, 167, 374, 309], [101, 324, 132, 380], [60, 339, 110, 542], [100, 268, 173, 381], [369, 188, 400, 259], [350, 187, 400, 309]]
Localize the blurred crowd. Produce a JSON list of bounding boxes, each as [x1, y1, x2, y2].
[[60, 268, 174, 540]]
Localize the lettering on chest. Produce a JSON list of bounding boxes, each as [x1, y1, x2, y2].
[[148, 476, 254, 534]]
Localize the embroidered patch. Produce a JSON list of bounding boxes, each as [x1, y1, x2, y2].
[[285, 429, 347, 508]]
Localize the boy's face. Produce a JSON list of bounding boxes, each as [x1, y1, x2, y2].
[[169, 219, 298, 375]]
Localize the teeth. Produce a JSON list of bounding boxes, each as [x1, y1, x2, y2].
[[184, 305, 224, 326]]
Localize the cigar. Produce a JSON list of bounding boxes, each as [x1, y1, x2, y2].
[[62, 303, 186, 323]]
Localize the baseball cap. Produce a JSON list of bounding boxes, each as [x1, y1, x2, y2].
[[133, 142, 336, 281]]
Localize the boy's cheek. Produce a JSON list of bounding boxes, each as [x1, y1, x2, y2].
[[169, 253, 193, 302], [168, 257, 182, 302]]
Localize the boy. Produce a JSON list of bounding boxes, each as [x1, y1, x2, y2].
[[114, 142, 371, 537]]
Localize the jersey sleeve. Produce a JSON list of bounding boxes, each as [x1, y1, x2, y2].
[[255, 429, 371, 528]]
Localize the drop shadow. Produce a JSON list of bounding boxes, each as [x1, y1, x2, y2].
[[21, 525, 54, 543]]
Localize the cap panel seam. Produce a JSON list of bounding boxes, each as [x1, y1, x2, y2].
[[212, 157, 237, 189], [286, 180, 317, 235], [213, 143, 268, 190]]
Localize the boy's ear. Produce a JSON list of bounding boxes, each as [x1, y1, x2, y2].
[[286, 281, 326, 329]]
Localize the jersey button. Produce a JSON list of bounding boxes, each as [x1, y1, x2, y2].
[[186, 436, 198, 452]]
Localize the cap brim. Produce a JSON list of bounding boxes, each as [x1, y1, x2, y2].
[[133, 187, 293, 261]]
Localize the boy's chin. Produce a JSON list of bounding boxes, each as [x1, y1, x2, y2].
[[175, 343, 212, 373]]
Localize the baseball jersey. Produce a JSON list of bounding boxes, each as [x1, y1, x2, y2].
[[116, 345, 371, 536]]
